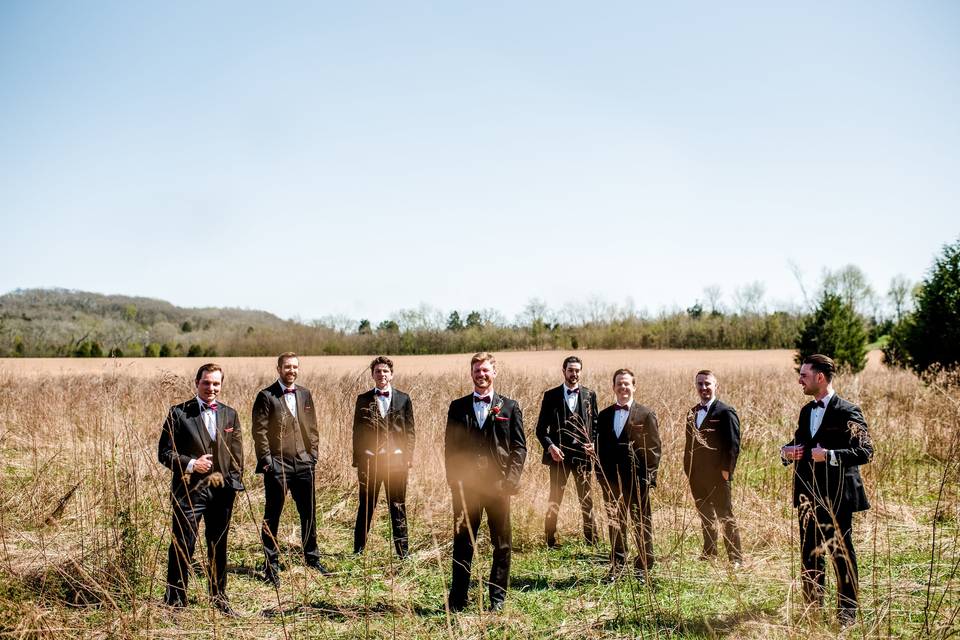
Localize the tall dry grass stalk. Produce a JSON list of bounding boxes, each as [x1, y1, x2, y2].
[[0, 359, 956, 638]]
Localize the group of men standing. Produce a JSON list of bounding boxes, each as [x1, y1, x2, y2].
[[158, 350, 872, 627]]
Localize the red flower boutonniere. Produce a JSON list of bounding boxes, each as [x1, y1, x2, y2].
[[492, 399, 508, 420]]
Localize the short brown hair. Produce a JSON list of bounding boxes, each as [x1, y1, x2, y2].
[[195, 363, 223, 383], [612, 368, 635, 385], [803, 354, 836, 382], [471, 352, 497, 369], [277, 352, 299, 368], [370, 355, 394, 373], [562, 355, 582, 370], [696, 369, 716, 379]]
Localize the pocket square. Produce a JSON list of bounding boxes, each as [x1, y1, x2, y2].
[[494, 416, 509, 422], [224, 427, 234, 433]]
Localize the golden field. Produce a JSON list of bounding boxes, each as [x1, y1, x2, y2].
[[0, 349, 955, 639]]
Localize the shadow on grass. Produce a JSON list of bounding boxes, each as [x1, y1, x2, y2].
[[600, 603, 779, 636], [260, 598, 441, 619]]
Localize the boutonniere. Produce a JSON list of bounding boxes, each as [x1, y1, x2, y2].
[[224, 427, 234, 433], [492, 399, 509, 420]]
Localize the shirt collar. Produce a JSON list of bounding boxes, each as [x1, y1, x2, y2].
[[374, 385, 393, 395], [196, 395, 215, 410], [699, 398, 716, 411], [616, 399, 634, 410], [277, 379, 296, 393], [815, 391, 834, 408], [563, 385, 579, 394]]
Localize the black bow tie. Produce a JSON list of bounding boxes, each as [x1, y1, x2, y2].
[[615, 405, 630, 412], [283, 388, 296, 395], [474, 395, 491, 404], [812, 400, 825, 408], [566, 387, 580, 394], [697, 405, 708, 412], [376, 390, 390, 398]]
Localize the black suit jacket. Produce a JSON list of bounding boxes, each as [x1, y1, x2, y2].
[[535, 385, 598, 465], [352, 388, 416, 468], [445, 393, 527, 495], [158, 397, 244, 494], [683, 399, 741, 487], [251, 381, 320, 474], [596, 402, 662, 488], [783, 394, 872, 513]]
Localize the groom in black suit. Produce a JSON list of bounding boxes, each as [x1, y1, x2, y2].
[[781, 354, 873, 627], [158, 363, 244, 614], [683, 369, 743, 564], [445, 352, 527, 612], [595, 368, 661, 580], [535, 355, 598, 547], [252, 352, 325, 584], [352, 356, 416, 558]]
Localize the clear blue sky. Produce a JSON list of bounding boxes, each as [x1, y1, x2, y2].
[[2, 1, 957, 325]]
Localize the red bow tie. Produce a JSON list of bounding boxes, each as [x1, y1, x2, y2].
[[283, 388, 296, 395], [474, 395, 491, 404], [203, 402, 218, 412], [376, 390, 390, 398]]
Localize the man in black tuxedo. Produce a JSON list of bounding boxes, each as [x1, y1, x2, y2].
[[158, 363, 244, 615], [445, 352, 527, 612], [535, 355, 598, 547], [252, 352, 325, 584], [352, 355, 415, 558], [781, 354, 873, 627], [683, 369, 743, 564], [595, 368, 661, 580]]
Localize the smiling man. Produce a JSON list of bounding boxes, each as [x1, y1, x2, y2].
[[444, 352, 527, 612], [535, 355, 599, 547], [252, 352, 325, 585], [595, 368, 661, 581], [683, 370, 743, 565], [352, 356, 415, 558], [158, 363, 244, 615]]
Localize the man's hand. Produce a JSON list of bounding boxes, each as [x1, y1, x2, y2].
[[721, 469, 729, 481], [548, 444, 564, 463], [194, 454, 213, 474], [781, 444, 804, 461], [811, 443, 828, 463]]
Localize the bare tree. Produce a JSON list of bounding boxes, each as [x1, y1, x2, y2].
[[887, 275, 913, 322], [821, 265, 877, 317], [703, 284, 723, 315], [732, 281, 766, 315]]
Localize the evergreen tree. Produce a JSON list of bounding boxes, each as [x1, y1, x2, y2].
[[795, 292, 867, 372], [884, 238, 960, 374]]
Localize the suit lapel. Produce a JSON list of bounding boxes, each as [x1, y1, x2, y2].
[[190, 399, 213, 449], [295, 386, 305, 420]]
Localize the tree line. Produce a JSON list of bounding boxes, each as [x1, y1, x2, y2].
[[2, 238, 958, 373]]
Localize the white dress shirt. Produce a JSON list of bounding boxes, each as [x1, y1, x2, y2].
[[279, 380, 298, 418], [809, 391, 833, 438], [613, 400, 633, 438], [695, 398, 716, 429], [375, 385, 392, 418], [187, 396, 217, 473], [564, 385, 580, 413], [474, 394, 492, 428]]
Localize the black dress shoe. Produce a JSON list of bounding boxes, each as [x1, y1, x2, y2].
[[262, 564, 281, 586], [213, 598, 239, 617], [305, 560, 331, 575], [488, 600, 505, 612], [447, 597, 467, 613]]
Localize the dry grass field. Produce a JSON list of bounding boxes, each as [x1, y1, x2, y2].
[[0, 349, 955, 639]]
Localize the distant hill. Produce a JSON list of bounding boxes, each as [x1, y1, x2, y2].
[[0, 288, 305, 357]]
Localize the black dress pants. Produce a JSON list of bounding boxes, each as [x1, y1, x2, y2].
[[449, 487, 512, 607], [545, 458, 596, 544], [599, 462, 654, 571], [798, 499, 859, 618], [690, 477, 742, 561], [261, 460, 320, 570], [354, 460, 409, 557], [165, 484, 236, 605]]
